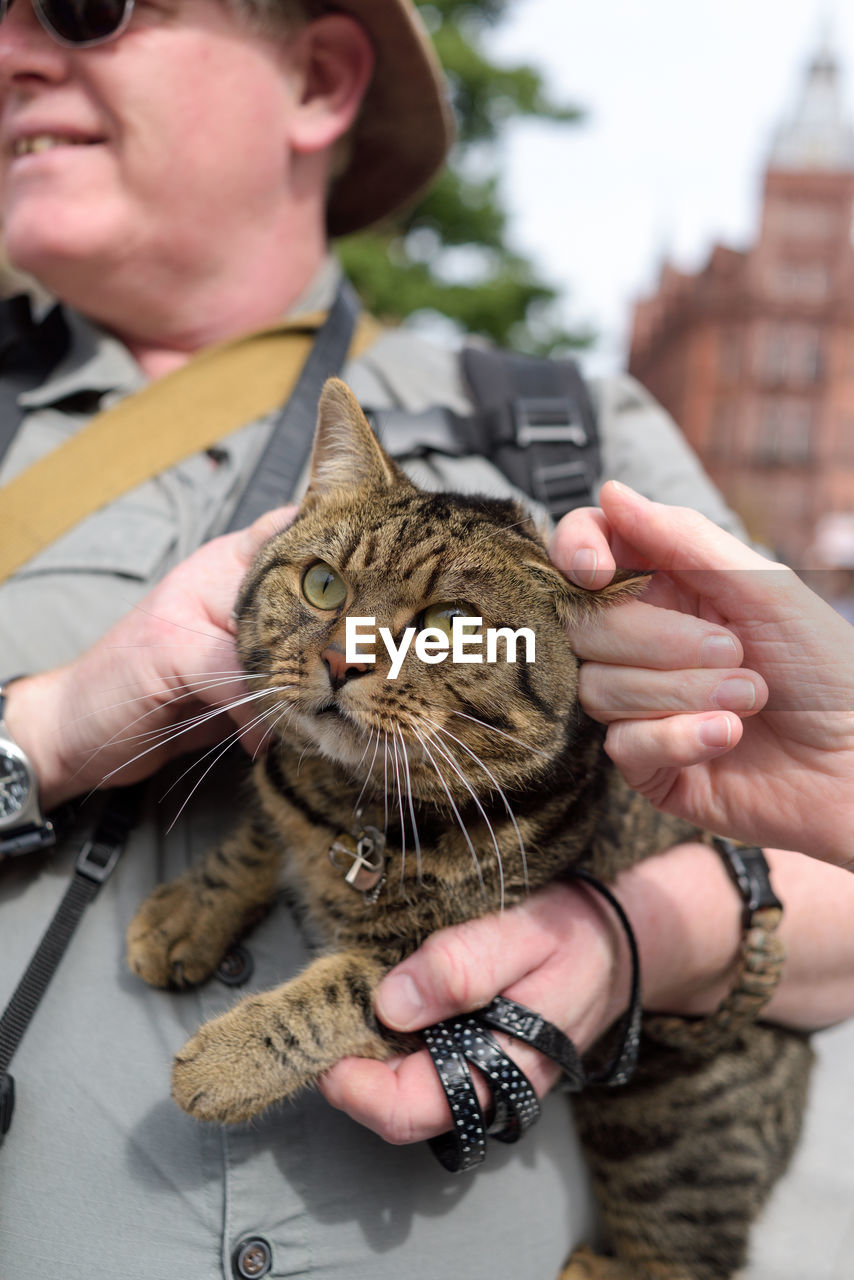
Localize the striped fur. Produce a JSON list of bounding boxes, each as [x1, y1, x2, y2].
[[127, 379, 811, 1279]]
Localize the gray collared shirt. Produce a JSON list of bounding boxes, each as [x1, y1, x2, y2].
[[0, 265, 743, 1279]]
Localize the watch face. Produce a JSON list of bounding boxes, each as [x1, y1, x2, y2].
[[0, 749, 31, 824]]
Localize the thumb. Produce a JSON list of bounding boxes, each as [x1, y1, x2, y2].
[[375, 911, 545, 1031], [374, 884, 614, 1039], [598, 482, 792, 614], [235, 504, 299, 563]]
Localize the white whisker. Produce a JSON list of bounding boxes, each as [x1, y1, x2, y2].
[[160, 701, 279, 802], [424, 715, 528, 895], [353, 728, 381, 817], [67, 670, 269, 733], [390, 734, 407, 888], [91, 685, 292, 793], [395, 724, 422, 883], [383, 732, 390, 834], [406, 720, 485, 896], [124, 602, 239, 648], [419, 723, 505, 908]]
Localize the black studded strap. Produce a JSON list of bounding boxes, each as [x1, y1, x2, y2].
[[422, 868, 643, 1173]]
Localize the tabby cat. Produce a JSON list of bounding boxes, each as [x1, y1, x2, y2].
[[127, 378, 811, 1280]]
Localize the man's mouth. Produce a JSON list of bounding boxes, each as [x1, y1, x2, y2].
[[13, 134, 100, 157]]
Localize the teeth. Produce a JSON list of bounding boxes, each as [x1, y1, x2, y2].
[[13, 134, 89, 156]]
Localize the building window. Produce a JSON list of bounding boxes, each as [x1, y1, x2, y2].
[[718, 330, 742, 380], [710, 400, 738, 458], [772, 202, 834, 238], [770, 263, 829, 301], [800, 330, 823, 381], [758, 325, 823, 385], [759, 331, 787, 385], [839, 417, 854, 460], [756, 401, 814, 465]]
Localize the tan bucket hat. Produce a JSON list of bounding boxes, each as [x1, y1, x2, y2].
[[322, 1, 455, 236]]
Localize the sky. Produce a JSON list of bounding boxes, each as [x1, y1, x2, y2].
[[488, 0, 854, 374]]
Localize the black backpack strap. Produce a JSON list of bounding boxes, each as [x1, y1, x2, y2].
[[222, 277, 361, 533], [368, 345, 601, 522], [0, 785, 143, 1149], [459, 344, 601, 520], [0, 295, 71, 469]]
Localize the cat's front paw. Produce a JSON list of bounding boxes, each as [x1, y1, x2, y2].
[[171, 998, 300, 1123], [127, 875, 237, 989]]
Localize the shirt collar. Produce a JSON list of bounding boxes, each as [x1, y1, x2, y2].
[[18, 256, 344, 411], [19, 307, 145, 409]]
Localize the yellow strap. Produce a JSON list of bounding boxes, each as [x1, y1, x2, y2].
[[0, 310, 382, 584]]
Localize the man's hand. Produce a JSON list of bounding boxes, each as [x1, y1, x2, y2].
[[5, 506, 296, 808], [550, 481, 854, 868], [319, 877, 634, 1142], [319, 841, 749, 1143]]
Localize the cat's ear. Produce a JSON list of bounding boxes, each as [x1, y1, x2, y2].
[[528, 562, 650, 629], [302, 378, 416, 504]]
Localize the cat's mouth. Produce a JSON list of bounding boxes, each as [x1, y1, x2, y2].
[[307, 696, 369, 739]]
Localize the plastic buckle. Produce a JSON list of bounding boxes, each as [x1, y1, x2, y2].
[[713, 837, 783, 929], [512, 397, 588, 448], [75, 836, 123, 885], [0, 1072, 14, 1140], [531, 459, 594, 518]]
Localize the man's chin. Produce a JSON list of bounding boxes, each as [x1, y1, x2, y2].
[[4, 228, 112, 307]]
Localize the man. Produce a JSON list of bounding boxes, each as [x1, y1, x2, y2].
[[1, 2, 853, 1277]]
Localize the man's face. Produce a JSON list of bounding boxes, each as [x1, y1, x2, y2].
[[0, 0, 303, 295]]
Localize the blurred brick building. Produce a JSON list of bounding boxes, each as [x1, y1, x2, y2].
[[628, 41, 854, 568]]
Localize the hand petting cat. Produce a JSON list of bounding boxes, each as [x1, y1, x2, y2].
[[320, 475, 854, 1147], [3, 505, 296, 810], [551, 480, 854, 870]]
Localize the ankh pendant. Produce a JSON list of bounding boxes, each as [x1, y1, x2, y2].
[[328, 825, 387, 896]]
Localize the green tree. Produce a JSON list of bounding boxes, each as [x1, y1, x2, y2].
[[338, 0, 589, 355]]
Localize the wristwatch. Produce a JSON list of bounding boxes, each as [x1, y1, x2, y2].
[[0, 680, 56, 858]]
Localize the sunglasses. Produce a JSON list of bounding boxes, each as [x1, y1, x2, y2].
[[1, 0, 135, 47]]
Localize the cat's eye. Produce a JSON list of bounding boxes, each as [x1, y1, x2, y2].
[[420, 602, 481, 640], [302, 561, 347, 610]]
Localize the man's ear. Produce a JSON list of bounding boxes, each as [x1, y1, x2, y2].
[[283, 14, 375, 158]]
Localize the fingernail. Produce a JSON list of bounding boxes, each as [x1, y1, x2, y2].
[[699, 634, 739, 668], [711, 678, 756, 712], [569, 548, 598, 588], [376, 973, 424, 1030], [609, 480, 648, 502], [698, 716, 732, 749]]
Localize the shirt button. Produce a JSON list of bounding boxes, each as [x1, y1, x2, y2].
[[216, 944, 254, 987], [232, 1236, 272, 1278]]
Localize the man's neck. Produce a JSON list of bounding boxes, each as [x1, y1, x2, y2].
[[126, 248, 328, 379], [42, 226, 331, 381]]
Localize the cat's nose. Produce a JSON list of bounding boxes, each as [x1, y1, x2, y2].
[[321, 645, 370, 692]]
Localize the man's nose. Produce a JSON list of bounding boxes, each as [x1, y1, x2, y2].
[[0, 1, 70, 85], [321, 644, 369, 692]]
